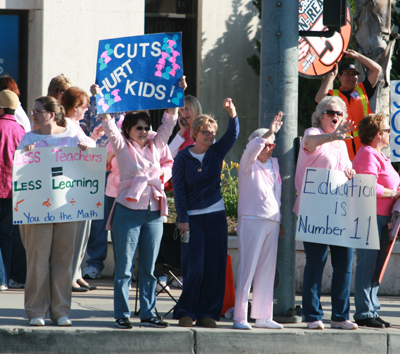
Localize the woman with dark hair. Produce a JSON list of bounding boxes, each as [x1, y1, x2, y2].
[[100, 76, 186, 329], [18, 96, 88, 326], [352, 113, 400, 328], [0, 75, 31, 132]]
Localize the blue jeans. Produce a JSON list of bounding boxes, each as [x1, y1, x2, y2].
[[0, 198, 15, 285], [11, 225, 26, 284], [112, 203, 163, 320], [354, 214, 390, 320], [0, 249, 6, 286], [173, 211, 228, 321], [85, 172, 111, 271], [302, 242, 353, 322]]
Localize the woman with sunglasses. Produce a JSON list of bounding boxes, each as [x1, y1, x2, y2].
[[294, 96, 358, 330], [233, 113, 284, 330], [18, 96, 89, 326], [351, 113, 400, 328], [47, 74, 72, 103], [172, 98, 239, 328], [100, 76, 186, 329]]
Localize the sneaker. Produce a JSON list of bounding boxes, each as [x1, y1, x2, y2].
[[331, 320, 358, 330], [8, 279, 25, 288], [82, 266, 101, 279], [196, 317, 217, 328], [156, 281, 171, 293], [115, 318, 133, 329], [307, 320, 324, 330], [0, 285, 7, 291], [255, 319, 283, 329], [233, 320, 252, 330], [172, 277, 183, 288], [140, 317, 169, 328], [57, 317, 72, 326], [29, 317, 45, 326]]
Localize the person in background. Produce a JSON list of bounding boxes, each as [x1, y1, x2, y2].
[[47, 74, 72, 103], [352, 113, 400, 328], [19, 96, 88, 326], [61, 87, 97, 292], [0, 75, 30, 289], [80, 84, 124, 281], [233, 113, 284, 330], [172, 98, 239, 328], [315, 50, 381, 160], [294, 96, 358, 330], [168, 95, 202, 158], [0, 90, 26, 291]]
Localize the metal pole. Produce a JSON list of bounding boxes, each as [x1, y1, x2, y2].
[[260, 0, 300, 322]]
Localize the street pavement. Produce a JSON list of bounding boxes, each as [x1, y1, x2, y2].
[[1, 277, 400, 353]]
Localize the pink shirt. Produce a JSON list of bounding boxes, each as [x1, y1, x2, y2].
[[353, 144, 400, 216], [294, 127, 352, 215], [102, 112, 176, 213], [238, 137, 282, 221], [105, 142, 119, 198]]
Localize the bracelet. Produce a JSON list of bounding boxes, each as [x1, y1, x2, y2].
[[392, 189, 396, 199], [91, 133, 99, 140]]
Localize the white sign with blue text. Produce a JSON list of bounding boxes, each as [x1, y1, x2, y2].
[[296, 168, 379, 250], [13, 147, 107, 225], [95, 32, 184, 113], [390, 80, 400, 162]]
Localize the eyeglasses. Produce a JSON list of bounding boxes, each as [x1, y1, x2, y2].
[[200, 130, 218, 136], [263, 143, 276, 151], [324, 110, 343, 117], [80, 104, 88, 109], [136, 126, 151, 131], [381, 128, 390, 133], [31, 109, 50, 116], [55, 89, 67, 94]]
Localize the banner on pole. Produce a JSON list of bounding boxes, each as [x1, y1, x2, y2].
[[95, 32, 184, 113], [296, 168, 379, 250], [13, 147, 107, 225], [390, 80, 400, 162]]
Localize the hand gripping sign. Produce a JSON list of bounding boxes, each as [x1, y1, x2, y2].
[[95, 32, 184, 113], [13, 147, 107, 225], [298, 0, 352, 78], [296, 168, 380, 250]]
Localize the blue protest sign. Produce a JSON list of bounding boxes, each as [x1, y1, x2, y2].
[[95, 32, 184, 113]]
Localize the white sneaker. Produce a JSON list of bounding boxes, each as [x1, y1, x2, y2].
[[57, 317, 72, 326], [307, 320, 324, 329], [9, 279, 25, 288], [82, 266, 101, 279], [331, 320, 358, 330], [255, 319, 283, 329], [156, 281, 170, 293], [30, 318, 45, 326], [0, 285, 8, 291], [233, 320, 252, 330]]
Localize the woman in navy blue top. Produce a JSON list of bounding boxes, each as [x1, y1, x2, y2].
[[172, 98, 239, 328]]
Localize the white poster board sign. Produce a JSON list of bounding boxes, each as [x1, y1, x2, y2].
[[295, 168, 379, 250], [390, 80, 400, 162], [13, 147, 107, 225]]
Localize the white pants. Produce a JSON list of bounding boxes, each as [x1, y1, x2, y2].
[[233, 217, 279, 321]]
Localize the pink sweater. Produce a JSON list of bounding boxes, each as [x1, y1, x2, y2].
[[293, 127, 352, 216], [238, 137, 282, 221], [353, 144, 400, 216], [102, 112, 176, 215]]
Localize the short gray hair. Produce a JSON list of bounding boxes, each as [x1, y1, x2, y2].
[[248, 128, 275, 142], [311, 96, 348, 127]]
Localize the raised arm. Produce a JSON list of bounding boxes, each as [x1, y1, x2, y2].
[[344, 50, 381, 88], [315, 64, 338, 103]]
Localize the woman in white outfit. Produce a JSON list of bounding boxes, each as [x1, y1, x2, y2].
[[233, 112, 284, 330]]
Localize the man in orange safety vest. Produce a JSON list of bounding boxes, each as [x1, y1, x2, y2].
[[315, 50, 382, 160]]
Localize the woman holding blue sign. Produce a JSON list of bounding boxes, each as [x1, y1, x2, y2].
[[19, 96, 90, 327], [294, 96, 358, 330], [352, 113, 400, 328], [100, 76, 186, 329]]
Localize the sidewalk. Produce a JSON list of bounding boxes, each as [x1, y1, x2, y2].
[[1, 277, 400, 354]]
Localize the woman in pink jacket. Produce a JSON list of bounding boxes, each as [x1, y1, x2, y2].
[[233, 112, 284, 330]]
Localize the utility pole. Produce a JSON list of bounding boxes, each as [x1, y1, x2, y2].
[[260, 0, 300, 321]]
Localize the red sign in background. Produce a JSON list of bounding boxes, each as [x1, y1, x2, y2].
[[298, 0, 352, 78]]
